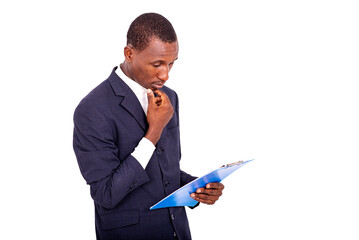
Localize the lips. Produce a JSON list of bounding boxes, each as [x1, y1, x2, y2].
[[152, 81, 165, 89]]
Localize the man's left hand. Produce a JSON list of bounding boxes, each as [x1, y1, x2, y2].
[[190, 183, 224, 205]]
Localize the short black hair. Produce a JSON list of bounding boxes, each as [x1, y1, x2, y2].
[[127, 13, 177, 52]]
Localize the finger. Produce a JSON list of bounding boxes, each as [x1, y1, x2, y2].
[[195, 188, 205, 194], [153, 90, 170, 102], [154, 96, 162, 106], [197, 188, 223, 196], [197, 193, 219, 201], [147, 89, 155, 104], [152, 90, 164, 106], [190, 193, 218, 205], [206, 182, 225, 190], [153, 90, 163, 97]]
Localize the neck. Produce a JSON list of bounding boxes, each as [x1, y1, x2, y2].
[[120, 62, 135, 82]]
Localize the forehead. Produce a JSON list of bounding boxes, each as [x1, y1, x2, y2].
[[136, 38, 178, 61]]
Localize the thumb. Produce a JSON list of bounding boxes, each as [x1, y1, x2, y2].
[[147, 89, 155, 103]]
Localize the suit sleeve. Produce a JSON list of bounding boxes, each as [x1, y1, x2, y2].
[[180, 170, 197, 186], [73, 103, 149, 209]]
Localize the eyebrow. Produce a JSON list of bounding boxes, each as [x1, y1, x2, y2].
[[152, 58, 178, 64]]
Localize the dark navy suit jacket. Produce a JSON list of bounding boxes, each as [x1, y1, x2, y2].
[[73, 67, 196, 240]]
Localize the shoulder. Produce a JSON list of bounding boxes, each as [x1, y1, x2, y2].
[[76, 68, 122, 110], [81, 79, 112, 105], [74, 79, 114, 121]]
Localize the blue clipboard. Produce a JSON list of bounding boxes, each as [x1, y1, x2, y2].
[[150, 159, 253, 210]]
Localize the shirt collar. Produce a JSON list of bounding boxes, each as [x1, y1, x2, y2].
[[115, 65, 147, 95], [115, 65, 148, 115]]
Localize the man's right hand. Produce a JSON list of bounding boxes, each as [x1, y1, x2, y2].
[[145, 89, 174, 145]]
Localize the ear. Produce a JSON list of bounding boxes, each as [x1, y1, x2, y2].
[[124, 45, 134, 62]]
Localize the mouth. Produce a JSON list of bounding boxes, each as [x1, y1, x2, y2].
[[151, 81, 165, 90]]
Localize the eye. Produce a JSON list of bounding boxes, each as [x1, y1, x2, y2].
[[153, 63, 161, 68]]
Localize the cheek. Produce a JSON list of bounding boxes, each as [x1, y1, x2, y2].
[[134, 66, 158, 87], [133, 64, 148, 80], [142, 67, 158, 81]]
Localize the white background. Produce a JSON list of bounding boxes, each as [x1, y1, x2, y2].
[[1, 0, 358, 239]]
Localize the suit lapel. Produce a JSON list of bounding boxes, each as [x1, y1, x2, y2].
[[108, 67, 148, 131], [120, 92, 148, 131]]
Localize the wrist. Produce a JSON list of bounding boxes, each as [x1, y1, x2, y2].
[[145, 127, 162, 145]]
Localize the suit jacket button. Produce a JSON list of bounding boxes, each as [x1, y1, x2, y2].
[[156, 148, 162, 154], [164, 181, 169, 187]]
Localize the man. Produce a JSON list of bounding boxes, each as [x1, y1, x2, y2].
[[73, 13, 224, 240]]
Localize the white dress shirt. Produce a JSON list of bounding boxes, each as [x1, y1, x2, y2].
[[115, 66, 155, 169]]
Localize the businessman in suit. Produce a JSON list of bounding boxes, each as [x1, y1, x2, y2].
[[73, 13, 224, 239]]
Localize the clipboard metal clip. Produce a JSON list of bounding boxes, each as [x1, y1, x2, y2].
[[221, 160, 244, 168]]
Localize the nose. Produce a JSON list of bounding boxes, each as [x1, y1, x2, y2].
[[157, 66, 169, 82]]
